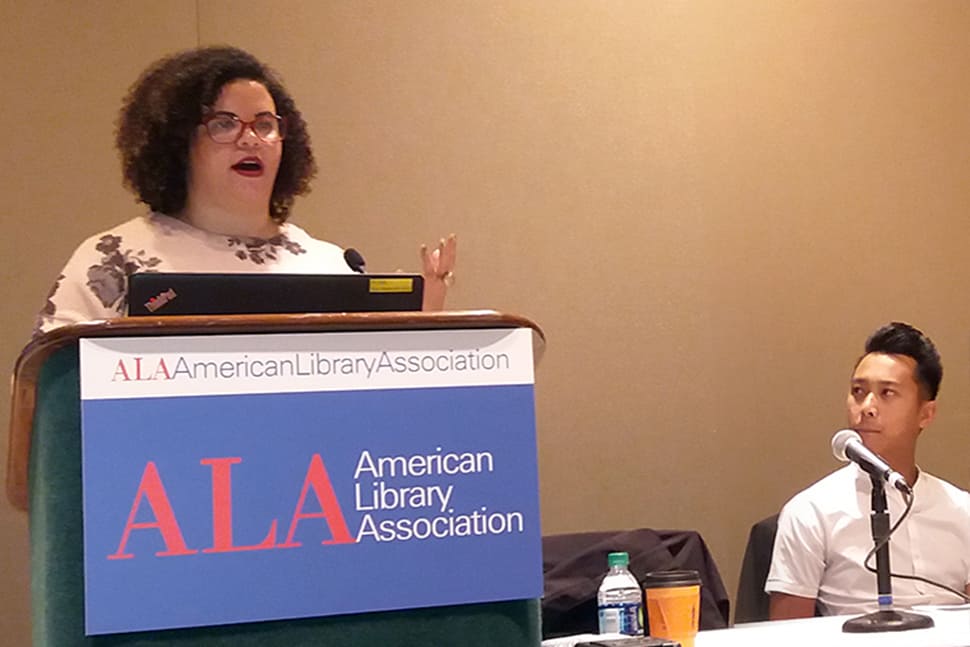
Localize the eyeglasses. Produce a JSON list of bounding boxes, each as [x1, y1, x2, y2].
[[200, 111, 287, 144]]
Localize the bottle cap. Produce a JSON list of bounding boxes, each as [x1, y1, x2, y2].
[[607, 551, 630, 568]]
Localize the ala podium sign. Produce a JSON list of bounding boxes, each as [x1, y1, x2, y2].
[[79, 327, 541, 635]]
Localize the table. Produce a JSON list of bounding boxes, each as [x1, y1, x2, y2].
[[546, 607, 970, 647], [699, 608, 970, 647]]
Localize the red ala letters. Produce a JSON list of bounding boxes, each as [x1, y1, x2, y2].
[[112, 356, 172, 382], [109, 454, 355, 559]]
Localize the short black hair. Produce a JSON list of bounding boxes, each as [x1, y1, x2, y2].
[[116, 45, 316, 221], [862, 321, 942, 400]]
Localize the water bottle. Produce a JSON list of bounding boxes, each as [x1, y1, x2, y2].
[[597, 551, 644, 636]]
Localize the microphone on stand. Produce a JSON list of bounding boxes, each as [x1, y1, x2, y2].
[[344, 248, 366, 273], [828, 430, 932, 633], [831, 429, 912, 495]]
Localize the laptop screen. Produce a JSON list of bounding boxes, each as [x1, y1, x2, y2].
[[127, 272, 424, 316]]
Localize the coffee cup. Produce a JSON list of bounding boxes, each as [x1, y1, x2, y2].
[[641, 570, 701, 647]]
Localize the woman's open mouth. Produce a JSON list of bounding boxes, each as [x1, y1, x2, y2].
[[231, 157, 264, 177]]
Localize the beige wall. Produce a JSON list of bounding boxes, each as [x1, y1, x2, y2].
[[4, 1, 970, 642]]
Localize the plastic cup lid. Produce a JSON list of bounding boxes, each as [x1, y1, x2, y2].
[[641, 569, 701, 587]]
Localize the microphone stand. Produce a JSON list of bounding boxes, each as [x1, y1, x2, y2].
[[842, 474, 933, 632]]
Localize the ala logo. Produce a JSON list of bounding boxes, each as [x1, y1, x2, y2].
[[109, 454, 356, 560], [112, 357, 174, 382]]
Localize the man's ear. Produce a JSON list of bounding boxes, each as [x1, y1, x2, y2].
[[918, 400, 937, 431]]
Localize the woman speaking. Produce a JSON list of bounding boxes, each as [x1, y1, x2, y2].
[[34, 46, 456, 336]]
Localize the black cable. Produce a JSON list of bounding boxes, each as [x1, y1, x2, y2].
[[862, 488, 970, 604]]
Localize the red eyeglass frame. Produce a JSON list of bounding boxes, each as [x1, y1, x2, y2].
[[199, 111, 288, 143]]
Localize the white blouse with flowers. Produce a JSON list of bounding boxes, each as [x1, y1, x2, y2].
[[33, 212, 350, 337]]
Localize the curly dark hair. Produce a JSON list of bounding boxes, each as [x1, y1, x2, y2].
[[116, 45, 316, 222]]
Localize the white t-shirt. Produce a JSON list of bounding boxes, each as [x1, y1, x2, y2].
[[34, 212, 350, 336], [766, 464, 970, 615]]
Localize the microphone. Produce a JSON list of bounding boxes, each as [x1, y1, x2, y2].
[[831, 429, 912, 495], [344, 248, 366, 273]]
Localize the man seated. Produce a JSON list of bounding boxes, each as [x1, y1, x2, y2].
[[766, 322, 970, 619]]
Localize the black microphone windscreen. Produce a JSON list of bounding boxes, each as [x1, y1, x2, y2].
[[344, 248, 366, 273]]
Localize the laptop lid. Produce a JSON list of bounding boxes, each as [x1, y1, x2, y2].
[[127, 272, 424, 316]]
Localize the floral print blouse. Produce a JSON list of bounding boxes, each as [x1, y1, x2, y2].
[[34, 212, 350, 336]]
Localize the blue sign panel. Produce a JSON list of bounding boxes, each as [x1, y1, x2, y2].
[[79, 330, 540, 635]]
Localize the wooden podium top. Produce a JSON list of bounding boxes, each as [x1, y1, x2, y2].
[[7, 310, 543, 511]]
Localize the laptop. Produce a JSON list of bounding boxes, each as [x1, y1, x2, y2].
[[127, 272, 424, 316]]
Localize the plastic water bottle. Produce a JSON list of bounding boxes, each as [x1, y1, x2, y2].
[[597, 551, 644, 636]]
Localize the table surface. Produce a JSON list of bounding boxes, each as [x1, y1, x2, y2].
[[545, 607, 970, 647], [698, 608, 970, 647]]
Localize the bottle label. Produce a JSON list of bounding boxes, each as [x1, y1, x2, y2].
[[598, 601, 643, 635]]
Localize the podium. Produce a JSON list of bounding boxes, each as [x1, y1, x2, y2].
[[7, 311, 545, 646]]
